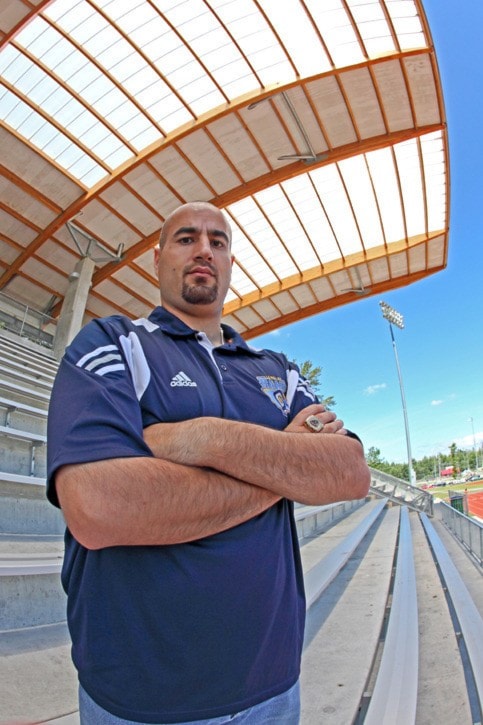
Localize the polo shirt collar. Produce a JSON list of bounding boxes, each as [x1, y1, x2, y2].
[[148, 306, 263, 356]]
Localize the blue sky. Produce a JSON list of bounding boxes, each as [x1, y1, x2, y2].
[[254, 0, 483, 467]]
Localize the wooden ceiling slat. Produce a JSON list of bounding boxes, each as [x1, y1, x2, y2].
[[0, 200, 42, 232], [1, 163, 63, 214], [0, 121, 444, 296], [240, 266, 445, 340]]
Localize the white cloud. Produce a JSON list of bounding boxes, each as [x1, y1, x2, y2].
[[452, 431, 483, 450], [431, 399, 443, 406], [364, 383, 387, 396]]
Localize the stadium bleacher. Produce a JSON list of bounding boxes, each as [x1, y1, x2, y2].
[[0, 331, 481, 724]]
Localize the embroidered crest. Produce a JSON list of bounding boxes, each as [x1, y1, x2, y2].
[[256, 375, 290, 417]]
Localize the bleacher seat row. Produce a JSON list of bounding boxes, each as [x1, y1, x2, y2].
[[0, 332, 482, 724]]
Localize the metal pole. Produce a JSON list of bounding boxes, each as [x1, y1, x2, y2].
[[469, 417, 478, 470], [380, 301, 414, 485], [387, 321, 414, 484]]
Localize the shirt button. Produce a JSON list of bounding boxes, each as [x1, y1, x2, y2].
[[220, 364, 228, 371]]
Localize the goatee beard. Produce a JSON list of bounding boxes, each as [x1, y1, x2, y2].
[[182, 282, 218, 304]]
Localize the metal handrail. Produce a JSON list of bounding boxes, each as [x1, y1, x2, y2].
[[0, 291, 56, 348], [370, 467, 434, 516], [439, 500, 483, 565]]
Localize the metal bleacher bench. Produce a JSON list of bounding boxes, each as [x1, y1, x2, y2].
[[0, 361, 55, 391], [0, 395, 48, 422], [0, 424, 46, 444], [0, 378, 51, 402]]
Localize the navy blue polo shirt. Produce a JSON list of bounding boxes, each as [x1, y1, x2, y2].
[[47, 307, 318, 723]]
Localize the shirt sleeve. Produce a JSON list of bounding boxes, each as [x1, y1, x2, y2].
[[47, 319, 152, 507], [285, 359, 319, 417]]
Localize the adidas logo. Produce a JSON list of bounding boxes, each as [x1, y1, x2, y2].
[[170, 371, 197, 387]]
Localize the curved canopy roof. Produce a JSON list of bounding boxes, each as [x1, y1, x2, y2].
[[1, 0, 449, 339]]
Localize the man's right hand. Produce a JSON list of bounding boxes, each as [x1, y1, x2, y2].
[[284, 404, 346, 435]]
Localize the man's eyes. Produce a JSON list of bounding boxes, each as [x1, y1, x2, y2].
[[177, 237, 226, 248]]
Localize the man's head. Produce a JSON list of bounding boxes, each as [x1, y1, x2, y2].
[[154, 202, 234, 320]]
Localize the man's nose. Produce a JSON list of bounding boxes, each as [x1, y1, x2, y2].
[[195, 234, 213, 259]]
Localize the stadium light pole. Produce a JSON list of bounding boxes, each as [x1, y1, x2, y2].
[[469, 417, 479, 470], [379, 301, 415, 485]]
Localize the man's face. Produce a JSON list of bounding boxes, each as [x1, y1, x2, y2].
[[154, 204, 234, 317]]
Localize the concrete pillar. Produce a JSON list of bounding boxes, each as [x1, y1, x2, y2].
[[53, 256, 95, 359]]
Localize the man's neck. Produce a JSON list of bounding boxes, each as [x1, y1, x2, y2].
[[161, 303, 224, 346]]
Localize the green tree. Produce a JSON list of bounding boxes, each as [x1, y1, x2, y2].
[[295, 358, 336, 409], [366, 446, 385, 468]]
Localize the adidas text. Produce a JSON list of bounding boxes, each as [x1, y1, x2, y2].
[[170, 372, 197, 387]]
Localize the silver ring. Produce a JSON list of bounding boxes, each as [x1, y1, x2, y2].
[[304, 415, 324, 433]]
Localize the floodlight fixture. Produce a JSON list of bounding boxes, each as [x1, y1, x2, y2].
[[380, 300, 404, 329]]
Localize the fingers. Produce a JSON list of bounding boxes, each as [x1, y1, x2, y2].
[[286, 404, 345, 434], [319, 414, 345, 434]]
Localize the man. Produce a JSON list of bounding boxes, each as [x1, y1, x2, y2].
[[47, 201, 370, 724]]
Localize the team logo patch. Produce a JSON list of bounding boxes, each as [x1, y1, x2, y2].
[[256, 376, 290, 417]]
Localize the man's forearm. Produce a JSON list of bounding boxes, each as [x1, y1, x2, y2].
[[55, 456, 280, 549], [145, 416, 370, 505]]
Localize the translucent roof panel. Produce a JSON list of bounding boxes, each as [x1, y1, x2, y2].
[[0, 0, 449, 339]]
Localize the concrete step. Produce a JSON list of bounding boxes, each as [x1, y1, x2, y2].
[[301, 506, 479, 724], [301, 505, 399, 724], [0, 622, 77, 724], [0, 501, 376, 723], [411, 513, 475, 724], [0, 475, 65, 535], [0, 361, 55, 391], [0, 531, 66, 630], [0, 376, 51, 405], [0, 427, 47, 478], [0, 346, 58, 378], [0, 332, 58, 368], [1, 500, 481, 724]]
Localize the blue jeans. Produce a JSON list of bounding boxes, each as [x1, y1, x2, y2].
[[79, 680, 300, 724]]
